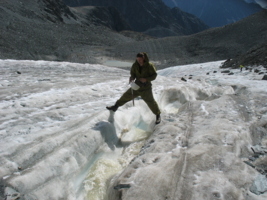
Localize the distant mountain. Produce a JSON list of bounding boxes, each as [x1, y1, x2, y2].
[[62, 0, 209, 37], [105, 10, 267, 68], [245, 0, 267, 9], [162, 0, 263, 27], [1, 0, 265, 69]]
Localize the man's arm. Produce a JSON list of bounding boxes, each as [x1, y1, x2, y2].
[[145, 64, 157, 82], [130, 64, 136, 83]]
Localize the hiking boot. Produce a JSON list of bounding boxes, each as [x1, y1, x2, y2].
[[156, 114, 161, 124], [106, 105, 118, 112]]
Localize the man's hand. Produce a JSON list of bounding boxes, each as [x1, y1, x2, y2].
[[139, 78, 147, 83], [129, 77, 134, 84]]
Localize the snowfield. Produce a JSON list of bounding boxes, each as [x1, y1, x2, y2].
[[0, 59, 267, 200]]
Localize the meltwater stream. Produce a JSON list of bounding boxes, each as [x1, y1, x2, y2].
[[76, 110, 155, 200], [83, 140, 145, 200]]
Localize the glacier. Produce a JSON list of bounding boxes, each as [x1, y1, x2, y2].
[[0, 59, 267, 200]]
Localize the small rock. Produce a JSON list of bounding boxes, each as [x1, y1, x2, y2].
[[213, 71, 217, 73], [248, 156, 256, 162], [254, 69, 260, 73], [181, 77, 187, 82], [244, 161, 255, 168], [20, 103, 26, 107], [221, 70, 230, 73], [259, 107, 267, 114], [212, 192, 221, 198], [250, 174, 267, 195], [259, 72, 264, 75], [114, 184, 131, 190], [262, 75, 267, 80], [228, 72, 234, 75], [189, 77, 192, 79], [206, 72, 210, 75], [251, 146, 265, 156], [16, 71, 21, 74]]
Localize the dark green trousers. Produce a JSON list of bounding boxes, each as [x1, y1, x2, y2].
[[116, 87, 161, 115]]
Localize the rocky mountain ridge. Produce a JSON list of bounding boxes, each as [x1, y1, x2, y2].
[[105, 10, 267, 68], [162, 0, 263, 27], [0, 0, 138, 63], [62, 0, 209, 37]]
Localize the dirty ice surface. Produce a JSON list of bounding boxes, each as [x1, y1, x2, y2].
[[0, 59, 267, 200]]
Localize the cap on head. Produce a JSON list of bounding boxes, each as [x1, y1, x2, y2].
[[136, 52, 144, 58]]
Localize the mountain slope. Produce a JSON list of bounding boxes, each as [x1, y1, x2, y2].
[[222, 41, 267, 69], [104, 10, 267, 68], [163, 0, 262, 27], [71, 6, 131, 32], [62, 0, 209, 37], [0, 0, 137, 63]]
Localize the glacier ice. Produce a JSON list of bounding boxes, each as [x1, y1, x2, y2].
[[0, 60, 267, 199]]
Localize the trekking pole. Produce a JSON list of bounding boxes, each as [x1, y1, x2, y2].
[[131, 87, 135, 106]]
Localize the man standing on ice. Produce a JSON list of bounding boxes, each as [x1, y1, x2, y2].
[[106, 52, 161, 124]]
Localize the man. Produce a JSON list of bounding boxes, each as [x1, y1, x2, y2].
[[106, 52, 161, 124], [240, 65, 244, 72]]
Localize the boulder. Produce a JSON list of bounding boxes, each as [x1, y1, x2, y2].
[[250, 174, 267, 195], [181, 77, 187, 82], [262, 75, 267, 80], [221, 70, 230, 73]]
